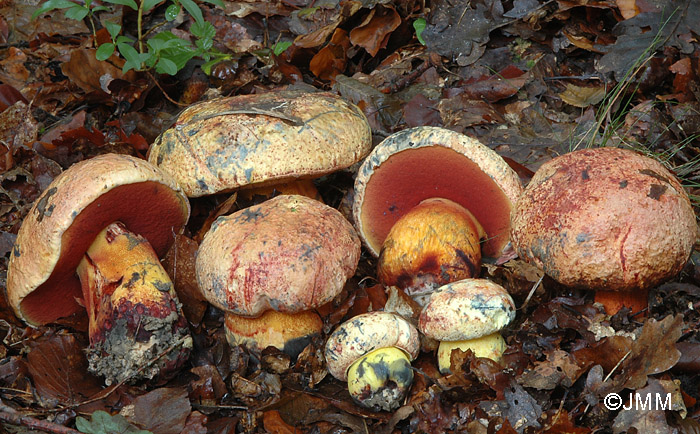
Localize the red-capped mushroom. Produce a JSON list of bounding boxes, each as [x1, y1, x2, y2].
[[511, 147, 697, 314], [196, 194, 360, 357]]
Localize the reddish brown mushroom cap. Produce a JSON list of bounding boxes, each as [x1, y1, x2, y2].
[[196, 195, 360, 317], [148, 90, 372, 197], [510, 147, 697, 291], [6, 154, 190, 326], [353, 126, 523, 261]]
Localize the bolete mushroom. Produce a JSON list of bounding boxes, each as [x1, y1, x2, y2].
[[6, 154, 191, 384], [196, 194, 360, 357], [377, 197, 486, 305], [418, 279, 516, 374], [353, 126, 523, 299], [325, 311, 420, 411], [510, 147, 697, 314], [148, 90, 372, 197]]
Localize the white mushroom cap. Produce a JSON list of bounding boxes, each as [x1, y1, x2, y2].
[[325, 311, 420, 381], [419, 279, 516, 341]]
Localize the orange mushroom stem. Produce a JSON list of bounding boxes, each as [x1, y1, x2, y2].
[[377, 198, 485, 304], [593, 289, 649, 316], [76, 222, 191, 385]]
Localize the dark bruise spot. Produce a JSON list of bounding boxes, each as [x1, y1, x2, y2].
[[454, 249, 477, 276], [152, 280, 173, 292], [125, 272, 141, 289], [240, 207, 265, 222], [418, 255, 439, 274], [648, 184, 667, 200], [619, 180, 628, 188], [34, 187, 57, 223], [396, 273, 413, 289], [639, 169, 669, 184], [12, 244, 20, 257], [282, 334, 315, 359], [581, 169, 590, 180], [388, 204, 398, 213], [196, 179, 209, 192], [300, 243, 321, 260]]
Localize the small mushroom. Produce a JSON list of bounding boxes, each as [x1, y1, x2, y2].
[[377, 198, 486, 305], [419, 279, 516, 374], [510, 147, 697, 314], [148, 90, 372, 197], [7, 154, 191, 384], [325, 311, 420, 411], [196, 194, 360, 357]]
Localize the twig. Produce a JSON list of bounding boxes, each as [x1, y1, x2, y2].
[[146, 71, 189, 107], [0, 401, 81, 434], [519, 274, 544, 311]]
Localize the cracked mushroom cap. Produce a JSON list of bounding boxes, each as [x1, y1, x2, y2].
[[353, 126, 523, 261], [419, 279, 516, 341], [510, 147, 697, 291], [325, 311, 420, 381], [196, 194, 360, 317], [148, 90, 372, 197], [6, 154, 190, 326]]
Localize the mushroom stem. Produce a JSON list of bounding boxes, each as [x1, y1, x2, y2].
[[225, 310, 323, 358], [594, 288, 649, 316], [76, 222, 191, 385], [347, 346, 414, 412], [378, 197, 485, 305], [437, 332, 507, 374]]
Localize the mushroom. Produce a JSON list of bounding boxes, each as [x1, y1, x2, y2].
[[419, 279, 515, 374], [196, 194, 360, 357], [510, 147, 697, 314], [325, 311, 420, 411], [377, 198, 486, 305], [148, 90, 372, 197], [6, 154, 191, 384], [352, 126, 523, 299]]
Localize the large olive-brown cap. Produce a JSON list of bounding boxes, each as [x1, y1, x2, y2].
[[196, 194, 360, 317], [510, 147, 697, 291], [148, 90, 372, 197], [353, 126, 523, 261], [325, 311, 420, 381], [419, 279, 516, 341], [6, 154, 190, 326]]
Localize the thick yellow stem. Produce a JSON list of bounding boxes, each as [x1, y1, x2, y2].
[[76, 222, 191, 385]]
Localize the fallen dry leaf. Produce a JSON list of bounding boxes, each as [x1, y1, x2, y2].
[[124, 387, 191, 434], [349, 6, 402, 57]]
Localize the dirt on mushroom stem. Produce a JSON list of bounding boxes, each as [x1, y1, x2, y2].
[[76, 222, 192, 385]]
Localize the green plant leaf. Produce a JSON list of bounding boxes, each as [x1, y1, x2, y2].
[[156, 57, 178, 75], [103, 0, 138, 10], [191, 21, 215, 51], [413, 18, 426, 45], [165, 4, 180, 21], [31, 0, 77, 19], [272, 41, 292, 56], [64, 4, 90, 21], [142, 0, 163, 13], [76, 410, 153, 434], [103, 20, 121, 39], [96, 43, 115, 60], [201, 54, 229, 75], [117, 41, 146, 72], [201, 0, 224, 7], [179, 0, 204, 26]]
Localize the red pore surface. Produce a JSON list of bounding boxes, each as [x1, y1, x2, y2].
[[360, 146, 513, 258], [20, 182, 187, 324]]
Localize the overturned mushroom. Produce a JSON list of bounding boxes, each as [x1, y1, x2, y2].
[[353, 126, 522, 300], [325, 311, 420, 411], [510, 147, 697, 314], [196, 194, 360, 357], [7, 154, 191, 384]]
